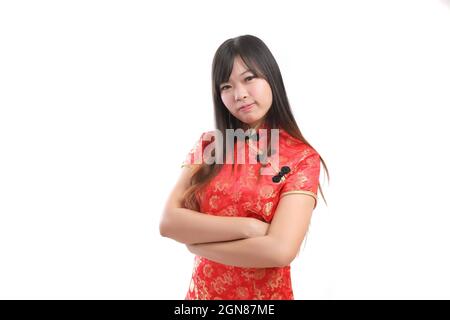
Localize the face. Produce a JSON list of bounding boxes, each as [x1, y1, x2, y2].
[[219, 56, 273, 129]]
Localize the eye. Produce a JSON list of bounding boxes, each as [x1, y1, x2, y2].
[[220, 76, 255, 91]]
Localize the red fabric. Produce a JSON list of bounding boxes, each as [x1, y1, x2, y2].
[[181, 124, 320, 300]]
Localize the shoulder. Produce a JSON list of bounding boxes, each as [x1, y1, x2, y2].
[[190, 129, 216, 147], [181, 129, 215, 168], [201, 130, 216, 140], [198, 130, 217, 149], [278, 129, 319, 166]]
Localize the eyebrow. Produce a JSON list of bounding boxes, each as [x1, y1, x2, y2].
[[240, 69, 252, 76]]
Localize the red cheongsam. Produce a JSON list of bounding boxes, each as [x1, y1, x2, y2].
[[180, 122, 321, 300]]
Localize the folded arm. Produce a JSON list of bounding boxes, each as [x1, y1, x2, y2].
[[187, 235, 283, 268], [186, 193, 316, 268], [160, 207, 268, 245]]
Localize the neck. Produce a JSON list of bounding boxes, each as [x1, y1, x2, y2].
[[245, 119, 266, 131]]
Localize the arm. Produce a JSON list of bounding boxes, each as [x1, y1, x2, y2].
[[186, 235, 282, 268], [161, 207, 269, 245], [159, 166, 269, 245], [186, 193, 315, 268]]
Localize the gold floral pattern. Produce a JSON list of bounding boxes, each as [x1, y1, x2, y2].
[[259, 185, 274, 199], [263, 201, 273, 216]]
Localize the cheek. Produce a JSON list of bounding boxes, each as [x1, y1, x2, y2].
[[253, 82, 271, 100], [220, 95, 234, 113], [221, 94, 234, 108], [260, 84, 273, 105]]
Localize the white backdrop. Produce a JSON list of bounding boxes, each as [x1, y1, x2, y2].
[[1, 0, 449, 299]]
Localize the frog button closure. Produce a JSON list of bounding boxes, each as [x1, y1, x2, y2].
[[271, 166, 291, 183]]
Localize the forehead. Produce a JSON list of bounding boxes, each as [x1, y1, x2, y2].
[[223, 57, 253, 82], [231, 56, 251, 75]]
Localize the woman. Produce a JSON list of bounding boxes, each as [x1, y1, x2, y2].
[[160, 34, 329, 300]]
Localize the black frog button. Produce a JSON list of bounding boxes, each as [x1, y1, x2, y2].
[[272, 166, 291, 183]]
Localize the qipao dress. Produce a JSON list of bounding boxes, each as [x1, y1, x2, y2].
[[180, 123, 321, 300]]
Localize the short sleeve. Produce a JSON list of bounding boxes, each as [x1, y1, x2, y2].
[[280, 151, 321, 209], [180, 131, 213, 169]]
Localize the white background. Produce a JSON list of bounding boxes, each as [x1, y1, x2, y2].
[[1, 0, 449, 299]]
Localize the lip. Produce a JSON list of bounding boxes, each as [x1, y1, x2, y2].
[[239, 103, 255, 112]]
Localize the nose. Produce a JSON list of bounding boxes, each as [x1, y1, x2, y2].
[[234, 84, 249, 102]]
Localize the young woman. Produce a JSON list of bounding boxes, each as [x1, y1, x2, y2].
[[160, 34, 329, 300]]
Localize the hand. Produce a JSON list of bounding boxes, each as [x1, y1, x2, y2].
[[247, 218, 270, 238]]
